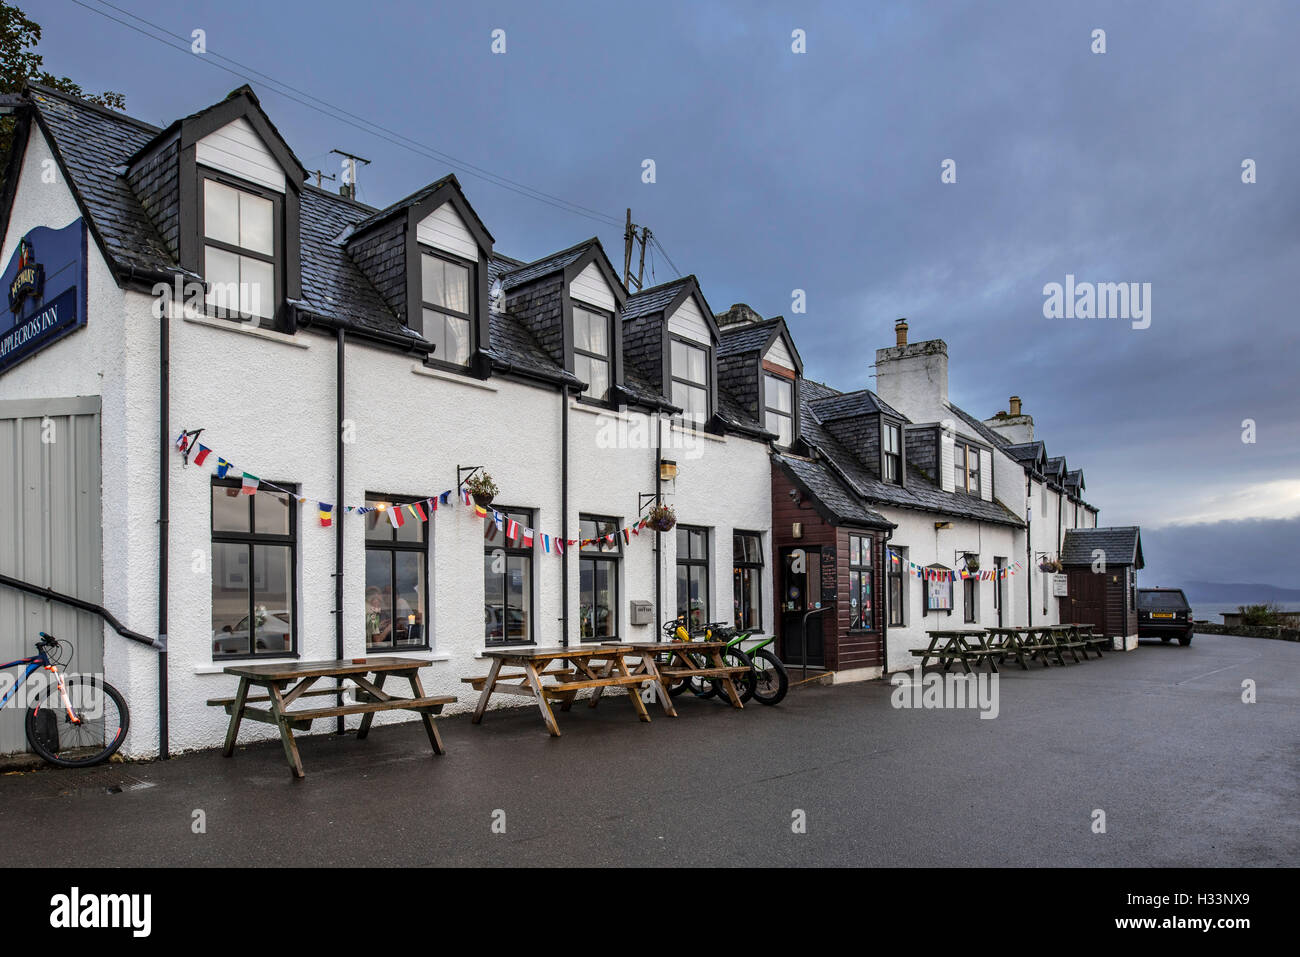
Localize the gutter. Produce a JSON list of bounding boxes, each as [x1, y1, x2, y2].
[[561, 385, 570, 646], [297, 309, 432, 355], [334, 328, 346, 734]]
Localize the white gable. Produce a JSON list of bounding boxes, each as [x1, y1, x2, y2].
[[196, 117, 286, 193], [667, 294, 711, 346], [979, 448, 993, 501], [416, 201, 479, 262], [764, 335, 795, 372], [571, 261, 615, 312]]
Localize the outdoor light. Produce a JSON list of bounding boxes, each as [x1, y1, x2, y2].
[[792, 522, 803, 539], [659, 459, 678, 481], [935, 521, 953, 530], [789, 488, 802, 504]]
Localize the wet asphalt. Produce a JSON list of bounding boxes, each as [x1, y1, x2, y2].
[[1, 633, 1295, 867]]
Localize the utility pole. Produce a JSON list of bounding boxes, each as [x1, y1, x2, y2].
[[330, 148, 371, 200], [622, 208, 652, 292], [309, 169, 337, 190]]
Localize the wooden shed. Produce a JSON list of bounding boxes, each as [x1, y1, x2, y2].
[[1057, 526, 1144, 646]]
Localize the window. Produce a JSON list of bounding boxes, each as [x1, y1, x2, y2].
[[202, 175, 279, 322], [955, 443, 980, 495], [579, 515, 620, 641], [764, 374, 794, 447], [670, 339, 710, 425], [888, 547, 906, 626], [883, 423, 902, 484], [676, 526, 710, 629], [964, 576, 978, 623], [574, 306, 613, 402], [993, 558, 1005, 613], [363, 496, 429, 651], [484, 507, 534, 646], [925, 565, 953, 615], [211, 480, 295, 658], [421, 250, 473, 366], [848, 534, 873, 631], [733, 532, 764, 632]]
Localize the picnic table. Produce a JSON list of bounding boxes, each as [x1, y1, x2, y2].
[[911, 629, 995, 673], [597, 640, 750, 710], [210, 657, 453, 779], [465, 644, 669, 737]]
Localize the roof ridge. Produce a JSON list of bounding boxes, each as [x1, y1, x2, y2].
[[27, 81, 161, 136]]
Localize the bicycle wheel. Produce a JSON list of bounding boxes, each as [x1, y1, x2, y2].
[[26, 674, 129, 768], [713, 647, 756, 703], [750, 648, 789, 705], [687, 650, 718, 698]]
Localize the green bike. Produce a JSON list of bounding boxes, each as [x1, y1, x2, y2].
[[706, 621, 789, 705]]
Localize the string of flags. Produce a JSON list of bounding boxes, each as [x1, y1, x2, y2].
[[888, 549, 1024, 581], [176, 431, 655, 555]]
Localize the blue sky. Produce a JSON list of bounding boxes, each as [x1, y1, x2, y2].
[[31, 0, 1300, 587]]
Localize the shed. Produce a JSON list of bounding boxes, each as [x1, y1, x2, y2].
[[1058, 526, 1144, 645]]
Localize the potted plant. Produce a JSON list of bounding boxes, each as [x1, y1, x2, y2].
[[963, 553, 980, 573], [647, 502, 677, 532], [465, 471, 499, 508], [1038, 556, 1062, 573]]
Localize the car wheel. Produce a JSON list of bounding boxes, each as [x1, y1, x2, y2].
[[1178, 633, 1192, 647]]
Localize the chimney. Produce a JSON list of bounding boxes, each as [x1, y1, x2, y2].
[[1009, 395, 1021, 416], [715, 303, 765, 327], [874, 321, 950, 425], [983, 394, 1034, 443]]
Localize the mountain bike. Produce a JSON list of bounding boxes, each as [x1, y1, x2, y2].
[[660, 618, 755, 701], [711, 623, 789, 705], [0, 632, 129, 767]]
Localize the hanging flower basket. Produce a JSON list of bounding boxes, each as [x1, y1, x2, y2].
[[647, 503, 677, 532], [963, 554, 980, 573], [1039, 557, 1062, 573], [464, 471, 499, 508]]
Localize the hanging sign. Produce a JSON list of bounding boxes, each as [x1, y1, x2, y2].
[[0, 219, 88, 376]]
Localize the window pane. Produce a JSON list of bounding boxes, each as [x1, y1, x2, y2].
[[766, 375, 792, 414], [423, 255, 470, 313], [580, 560, 616, 639], [240, 255, 275, 320], [251, 544, 292, 655], [585, 357, 609, 401], [211, 542, 250, 657], [204, 245, 241, 315], [395, 502, 424, 543], [212, 484, 249, 533], [393, 551, 425, 647], [365, 502, 394, 541], [581, 516, 621, 553], [576, 308, 607, 356], [674, 341, 706, 386], [365, 551, 394, 650], [253, 489, 290, 535], [767, 410, 793, 446], [506, 555, 530, 640], [445, 315, 471, 366], [239, 190, 274, 256], [203, 180, 240, 246]]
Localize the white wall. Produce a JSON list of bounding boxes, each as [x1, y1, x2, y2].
[[416, 201, 479, 262], [763, 336, 795, 372], [667, 295, 711, 346], [571, 262, 615, 312], [196, 117, 286, 193]]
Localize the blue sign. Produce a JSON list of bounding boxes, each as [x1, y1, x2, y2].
[[0, 219, 88, 375]]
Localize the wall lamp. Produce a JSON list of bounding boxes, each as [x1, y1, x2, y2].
[[935, 521, 953, 530], [659, 459, 678, 481]]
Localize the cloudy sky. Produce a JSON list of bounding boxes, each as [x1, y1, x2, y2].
[[35, 0, 1300, 589]]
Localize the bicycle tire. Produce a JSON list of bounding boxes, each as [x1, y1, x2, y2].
[[25, 675, 129, 768], [713, 647, 756, 703], [750, 648, 789, 705]]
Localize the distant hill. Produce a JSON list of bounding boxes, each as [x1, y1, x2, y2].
[[1180, 581, 1300, 603]]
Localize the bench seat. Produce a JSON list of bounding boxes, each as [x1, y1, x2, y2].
[[206, 687, 339, 708], [657, 665, 751, 679], [279, 695, 456, 721]]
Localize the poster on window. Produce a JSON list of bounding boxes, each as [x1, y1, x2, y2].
[[928, 577, 951, 610]]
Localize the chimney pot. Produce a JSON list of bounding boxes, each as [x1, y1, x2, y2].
[[1009, 395, 1022, 416], [895, 318, 908, 348]]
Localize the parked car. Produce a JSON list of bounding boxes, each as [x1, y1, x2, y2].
[[213, 610, 292, 656], [1137, 588, 1194, 645]]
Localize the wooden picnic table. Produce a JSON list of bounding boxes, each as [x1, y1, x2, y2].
[[911, 629, 995, 674], [466, 644, 669, 737], [210, 657, 453, 779], [599, 640, 750, 710]]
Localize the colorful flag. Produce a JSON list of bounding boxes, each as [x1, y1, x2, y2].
[[461, 488, 472, 506], [522, 527, 534, 547], [407, 502, 424, 522], [318, 503, 333, 527], [473, 504, 487, 519], [494, 511, 505, 532], [555, 538, 564, 556], [240, 473, 259, 495], [216, 458, 232, 479], [505, 518, 519, 541], [388, 505, 405, 529], [622, 528, 631, 544], [542, 533, 551, 553], [192, 445, 212, 466], [174, 432, 189, 452]]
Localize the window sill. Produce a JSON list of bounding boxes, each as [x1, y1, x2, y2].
[[669, 422, 725, 444], [412, 363, 498, 392], [182, 312, 307, 348], [195, 656, 298, 675]]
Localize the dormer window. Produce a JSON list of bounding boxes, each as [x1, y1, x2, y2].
[[573, 306, 612, 401], [764, 374, 793, 446], [955, 442, 980, 495], [202, 175, 279, 322], [421, 250, 473, 367], [883, 422, 902, 484], [672, 339, 710, 425]]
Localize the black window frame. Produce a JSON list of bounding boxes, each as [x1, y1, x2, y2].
[[732, 531, 765, 633], [419, 246, 477, 372], [675, 525, 711, 629], [209, 477, 298, 660], [888, 547, 906, 626], [882, 421, 903, 484], [579, 514, 622, 642], [363, 493, 432, 652], [923, 563, 954, 617], [483, 506, 536, 647], [573, 304, 616, 405], [670, 336, 712, 428], [198, 168, 284, 327], [848, 533, 874, 632], [963, 575, 977, 623], [763, 373, 795, 448]]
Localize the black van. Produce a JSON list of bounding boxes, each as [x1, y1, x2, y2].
[[1137, 588, 1194, 645]]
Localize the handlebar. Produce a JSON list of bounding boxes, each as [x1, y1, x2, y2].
[[38, 631, 55, 643]]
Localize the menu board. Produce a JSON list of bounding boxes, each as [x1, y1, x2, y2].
[[820, 546, 837, 605]]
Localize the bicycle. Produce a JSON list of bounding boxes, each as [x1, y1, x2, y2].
[[660, 618, 756, 702], [0, 631, 129, 767], [711, 622, 789, 706]]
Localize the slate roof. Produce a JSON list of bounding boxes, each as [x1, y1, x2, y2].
[[623, 277, 690, 321], [1062, 527, 1143, 568], [774, 454, 893, 529], [947, 402, 1010, 448], [349, 175, 454, 235], [1003, 441, 1046, 465], [717, 318, 783, 357], [498, 238, 596, 291], [811, 389, 904, 422]]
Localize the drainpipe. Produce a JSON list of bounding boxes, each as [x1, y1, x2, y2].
[[1025, 470, 1033, 627], [560, 385, 570, 646], [335, 328, 346, 734], [880, 529, 892, 674], [157, 283, 170, 760], [654, 413, 663, 635]]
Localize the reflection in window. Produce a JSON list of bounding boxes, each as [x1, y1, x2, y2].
[[484, 508, 534, 645], [733, 532, 764, 632], [574, 307, 612, 401], [210, 481, 295, 658], [203, 177, 277, 322], [363, 497, 428, 650], [579, 515, 620, 641], [848, 534, 873, 630], [764, 375, 794, 447], [675, 526, 710, 630], [672, 340, 710, 425], [422, 251, 473, 366]]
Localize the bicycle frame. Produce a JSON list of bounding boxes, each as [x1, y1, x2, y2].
[[0, 648, 80, 722]]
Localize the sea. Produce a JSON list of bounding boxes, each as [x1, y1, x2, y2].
[[1190, 601, 1300, 622]]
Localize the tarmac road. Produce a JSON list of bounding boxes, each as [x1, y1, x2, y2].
[[1, 632, 1295, 867]]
